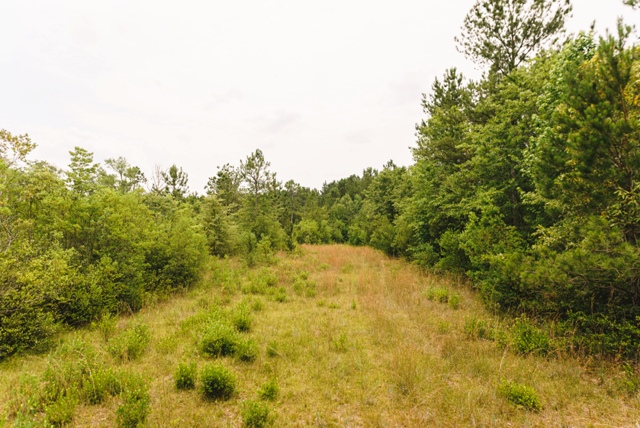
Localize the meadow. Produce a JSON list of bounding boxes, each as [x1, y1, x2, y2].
[[1, 245, 638, 427]]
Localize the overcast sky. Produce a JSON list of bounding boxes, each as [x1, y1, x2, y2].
[[1, 1, 637, 192]]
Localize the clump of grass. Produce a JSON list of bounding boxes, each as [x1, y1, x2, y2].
[[199, 364, 236, 401], [332, 332, 349, 353], [258, 377, 279, 401], [266, 341, 279, 358], [618, 363, 640, 396], [107, 324, 151, 362], [241, 400, 274, 428], [250, 298, 265, 312], [82, 367, 123, 404], [464, 316, 492, 340], [498, 380, 542, 411], [174, 362, 197, 390], [424, 286, 461, 308]]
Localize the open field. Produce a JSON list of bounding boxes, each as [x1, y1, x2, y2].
[[1, 245, 639, 427]]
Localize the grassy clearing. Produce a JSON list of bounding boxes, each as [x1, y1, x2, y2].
[[1, 245, 639, 427]]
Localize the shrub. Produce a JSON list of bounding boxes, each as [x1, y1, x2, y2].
[[235, 338, 259, 363], [498, 380, 542, 411], [199, 364, 236, 400], [510, 317, 551, 356], [92, 313, 118, 343], [83, 367, 122, 404], [273, 287, 287, 303], [200, 320, 239, 357], [107, 324, 151, 362], [116, 380, 151, 428], [448, 293, 461, 309], [231, 304, 254, 332], [44, 394, 78, 427], [241, 400, 273, 428], [258, 378, 279, 401], [175, 362, 197, 390]]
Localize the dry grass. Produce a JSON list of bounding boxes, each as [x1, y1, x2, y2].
[[1, 244, 639, 427]]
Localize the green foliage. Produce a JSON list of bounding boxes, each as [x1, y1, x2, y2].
[[235, 338, 259, 363], [509, 317, 551, 356], [199, 364, 236, 400], [456, 0, 571, 76], [258, 378, 279, 401], [230, 303, 254, 332], [200, 319, 239, 357], [175, 362, 197, 390], [498, 380, 542, 411], [241, 400, 274, 428], [116, 375, 151, 428], [107, 324, 151, 362]]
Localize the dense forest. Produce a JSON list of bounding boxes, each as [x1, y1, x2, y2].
[[2, 0, 640, 362]]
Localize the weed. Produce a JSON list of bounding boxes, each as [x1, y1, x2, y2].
[[258, 377, 279, 401], [498, 380, 542, 411], [199, 364, 236, 401], [83, 367, 122, 404], [618, 363, 639, 396], [241, 400, 274, 428], [175, 362, 197, 390]]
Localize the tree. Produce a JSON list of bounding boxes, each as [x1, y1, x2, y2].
[[66, 147, 99, 195], [161, 165, 189, 199], [205, 163, 242, 210], [103, 157, 146, 193], [239, 149, 278, 219], [456, 0, 572, 76]]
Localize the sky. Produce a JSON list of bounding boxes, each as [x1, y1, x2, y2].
[[1, 1, 638, 192]]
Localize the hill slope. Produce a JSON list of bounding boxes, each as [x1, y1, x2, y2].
[[1, 245, 638, 427]]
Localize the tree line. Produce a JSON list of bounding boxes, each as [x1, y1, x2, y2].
[[1, 0, 639, 360]]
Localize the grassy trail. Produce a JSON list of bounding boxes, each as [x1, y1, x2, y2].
[[1, 245, 638, 427]]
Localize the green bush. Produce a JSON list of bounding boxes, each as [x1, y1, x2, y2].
[[199, 364, 236, 400], [258, 378, 279, 401], [82, 367, 123, 404], [200, 320, 239, 357], [107, 324, 151, 362], [44, 394, 78, 427], [510, 317, 551, 356], [175, 362, 197, 390], [116, 377, 151, 428], [231, 304, 254, 332], [273, 287, 287, 303], [498, 380, 542, 411], [241, 400, 274, 428], [235, 338, 259, 363]]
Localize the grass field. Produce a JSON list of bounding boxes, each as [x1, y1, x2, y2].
[[1, 245, 639, 427]]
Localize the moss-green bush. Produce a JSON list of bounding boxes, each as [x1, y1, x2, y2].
[[199, 364, 236, 400], [498, 380, 542, 411]]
